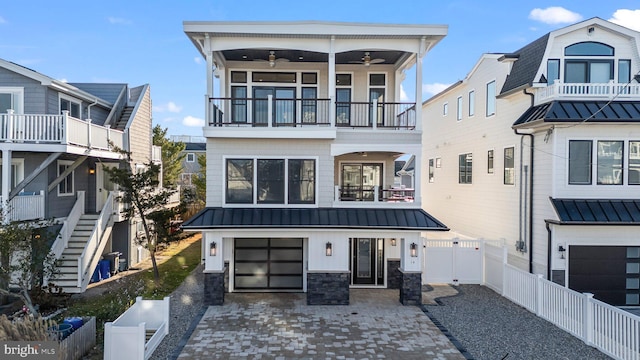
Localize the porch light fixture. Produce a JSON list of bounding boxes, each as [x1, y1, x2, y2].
[[558, 245, 566, 259], [88, 167, 96, 175], [325, 242, 333, 256], [268, 51, 276, 68], [410, 242, 418, 257], [210, 241, 217, 256], [390, 239, 397, 246]]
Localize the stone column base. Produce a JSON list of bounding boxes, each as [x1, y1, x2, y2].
[[204, 271, 225, 305], [307, 272, 350, 305], [399, 270, 422, 306], [387, 259, 401, 289]]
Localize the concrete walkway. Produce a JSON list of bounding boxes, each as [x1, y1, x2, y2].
[[178, 289, 464, 359]]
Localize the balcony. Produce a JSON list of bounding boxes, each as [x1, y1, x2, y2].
[[334, 185, 415, 207], [534, 80, 640, 104], [0, 111, 124, 153], [206, 97, 416, 138], [0, 191, 45, 222]]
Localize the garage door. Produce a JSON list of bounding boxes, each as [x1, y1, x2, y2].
[[569, 246, 640, 306], [234, 238, 303, 290]]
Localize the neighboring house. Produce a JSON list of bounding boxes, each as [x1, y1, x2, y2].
[[171, 135, 206, 188], [0, 58, 160, 293], [423, 18, 640, 306], [182, 21, 449, 306]]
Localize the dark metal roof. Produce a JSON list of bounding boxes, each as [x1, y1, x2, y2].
[[550, 198, 640, 224], [500, 33, 550, 95], [513, 101, 640, 126], [182, 207, 449, 231], [184, 142, 206, 151]]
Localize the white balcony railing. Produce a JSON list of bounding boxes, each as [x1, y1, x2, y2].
[[535, 80, 640, 104], [0, 110, 124, 150], [152, 145, 162, 162], [0, 191, 45, 222]]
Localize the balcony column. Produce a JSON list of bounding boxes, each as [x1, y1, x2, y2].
[[1, 149, 11, 222], [415, 37, 426, 132], [5, 109, 13, 143], [205, 34, 213, 98], [328, 36, 336, 127]]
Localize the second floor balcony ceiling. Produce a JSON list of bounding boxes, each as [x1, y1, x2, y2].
[[184, 21, 448, 139]]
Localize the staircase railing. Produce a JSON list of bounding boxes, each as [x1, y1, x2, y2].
[[77, 192, 114, 290], [50, 191, 85, 261]]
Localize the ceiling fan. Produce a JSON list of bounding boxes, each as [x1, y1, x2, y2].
[[350, 52, 384, 66], [254, 51, 289, 67]]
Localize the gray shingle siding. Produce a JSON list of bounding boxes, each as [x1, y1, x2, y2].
[[0, 67, 47, 113], [500, 33, 550, 95]]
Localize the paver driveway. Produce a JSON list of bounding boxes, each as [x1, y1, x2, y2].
[[178, 289, 464, 359]]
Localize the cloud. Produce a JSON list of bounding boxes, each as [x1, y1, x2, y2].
[[0, 16, 6, 24], [107, 16, 132, 25], [58, 78, 68, 83], [182, 116, 205, 127], [609, 9, 640, 31], [529, 7, 582, 24], [422, 83, 452, 96], [194, 57, 202, 65], [399, 85, 410, 102], [154, 101, 182, 113]]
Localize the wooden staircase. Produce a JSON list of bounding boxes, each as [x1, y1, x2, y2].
[[54, 214, 100, 293]]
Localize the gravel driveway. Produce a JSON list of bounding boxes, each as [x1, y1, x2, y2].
[[424, 285, 611, 360]]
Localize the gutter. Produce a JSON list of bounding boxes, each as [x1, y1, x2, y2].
[[87, 97, 98, 120], [546, 221, 552, 281]]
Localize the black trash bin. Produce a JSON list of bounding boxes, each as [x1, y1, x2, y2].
[[103, 252, 121, 275]]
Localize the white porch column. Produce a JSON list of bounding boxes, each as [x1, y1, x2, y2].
[[415, 37, 427, 132], [1, 149, 11, 220], [328, 36, 336, 127], [205, 34, 213, 98]]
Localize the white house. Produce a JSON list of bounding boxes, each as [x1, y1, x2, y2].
[[181, 21, 449, 305], [423, 18, 640, 306]]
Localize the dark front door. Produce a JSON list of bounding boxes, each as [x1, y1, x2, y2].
[[253, 87, 295, 126], [234, 238, 303, 290], [351, 238, 384, 285]]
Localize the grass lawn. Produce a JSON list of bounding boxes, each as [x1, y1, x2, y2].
[[60, 236, 202, 357]]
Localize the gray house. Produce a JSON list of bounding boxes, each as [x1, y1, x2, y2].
[[171, 135, 206, 188], [0, 58, 159, 293]]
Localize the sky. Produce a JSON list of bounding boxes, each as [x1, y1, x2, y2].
[[1, 1, 640, 138]]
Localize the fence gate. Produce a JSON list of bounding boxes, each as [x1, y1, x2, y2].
[[424, 239, 483, 284]]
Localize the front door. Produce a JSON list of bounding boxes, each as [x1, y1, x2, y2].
[[351, 238, 384, 285], [96, 163, 118, 212], [253, 87, 296, 126]]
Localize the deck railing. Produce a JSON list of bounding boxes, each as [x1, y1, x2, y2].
[[334, 185, 414, 203], [0, 110, 124, 149], [208, 97, 416, 130], [0, 191, 45, 222], [535, 80, 640, 104]]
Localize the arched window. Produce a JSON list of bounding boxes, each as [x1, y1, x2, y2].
[[565, 42, 614, 56]]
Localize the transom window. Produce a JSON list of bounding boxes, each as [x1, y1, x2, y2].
[[565, 42, 614, 56], [226, 158, 316, 205], [564, 42, 615, 84]]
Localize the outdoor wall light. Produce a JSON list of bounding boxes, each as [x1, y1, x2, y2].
[[325, 242, 333, 256], [558, 245, 566, 259], [390, 238, 397, 246], [210, 241, 217, 256], [88, 167, 96, 175], [410, 242, 418, 257]]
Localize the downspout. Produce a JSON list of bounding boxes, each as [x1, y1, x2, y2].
[[546, 221, 552, 281], [87, 97, 98, 120], [513, 87, 535, 273]]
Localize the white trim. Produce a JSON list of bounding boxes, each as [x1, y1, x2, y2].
[[485, 79, 496, 117], [58, 93, 83, 119], [468, 89, 475, 118], [186, 153, 196, 162], [57, 160, 75, 197], [0, 87, 24, 113]]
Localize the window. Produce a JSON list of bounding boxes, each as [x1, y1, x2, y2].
[[468, 90, 475, 117], [336, 74, 352, 126], [547, 59, 560, 85], [0, 158, 25, 190], [60, 95, 81, 118], [443, 103, 448, 116], [231, 86, 247, 123], [568, 140, 592, 184], [369, 74, 385, 86], [252, 72, 296, 83], [186, 153, 195, 162], [436, 158, 441, 168], [301, 72, 318, 84], [231, 71, 247, 83], [504, 147, 515, 185], [301, 87, 317, 124], [486, 81, 496, 116], [57, 160, 74, 196], [458, 153, 472, 184], [619, 60, 631, 84], [288, 159, 315, 204], [456, 96, 462, 121], [487, 150, 494, 174], [630, 141, 640, 185], [226, 159, 253, 203], [564, 42, 614, 84], [428, 159, 434, 183], [565, 42, 614, 56], [226, 158, 316, 204], [0, 87, 24, 113], [597, 141, 623, 185]]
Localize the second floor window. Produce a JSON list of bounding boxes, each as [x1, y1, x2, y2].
[[504, 147, 515, 185], [456, 96, 462, 121], [60, 97, 81, 118], [569, 140, 592, 185], [459, 153, 473, 184], [186, 153, 195, 162], [564, 42, 614, 84], [486, 81, 496, 117]]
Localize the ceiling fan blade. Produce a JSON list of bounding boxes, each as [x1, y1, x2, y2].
[[370, 58, 385, 64]]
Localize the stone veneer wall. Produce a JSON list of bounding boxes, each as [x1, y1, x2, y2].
[[204, 271, 225, 305], [307, 272, 350, 305], [399, 271, 421, 305], [552, 270, 565, 286], [387, 259, 401, 289]]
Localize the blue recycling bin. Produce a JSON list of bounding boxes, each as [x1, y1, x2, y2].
[[99, 259, 111, 280], [90, 264, 101, 283]]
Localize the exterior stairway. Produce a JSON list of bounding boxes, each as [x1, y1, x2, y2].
[[55, 214, 100, 293]]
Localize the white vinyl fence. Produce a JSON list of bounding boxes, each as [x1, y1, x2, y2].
[[104, 297, 170, 360], [482, 243, 640, 360]]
